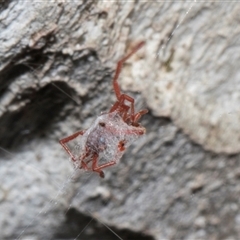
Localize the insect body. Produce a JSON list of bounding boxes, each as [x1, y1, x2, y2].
[[60, 41, 148, 178]]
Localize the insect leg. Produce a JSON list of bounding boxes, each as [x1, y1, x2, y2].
[[59, 130, 85, 161], [113, 41, 145, 100], [133, 109, 148, 122], [109, 100, 130, 121], [118, 94, 148, 123], [92, 159, 117, 178]]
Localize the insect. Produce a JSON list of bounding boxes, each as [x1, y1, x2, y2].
[[59, 41, 148, 178]]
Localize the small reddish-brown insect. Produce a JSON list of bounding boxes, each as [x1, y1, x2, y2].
[[60, 41, 148, 178]]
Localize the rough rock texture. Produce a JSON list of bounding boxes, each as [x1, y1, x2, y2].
[[127, 2, 240, 154], [1, 1, 240, 240]]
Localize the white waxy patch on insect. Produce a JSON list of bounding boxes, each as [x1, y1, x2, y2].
[[72, 111, 145, 169]]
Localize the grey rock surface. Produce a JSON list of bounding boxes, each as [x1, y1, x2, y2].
[[1, 1, 240, 240], [127, 2, 240, 153]]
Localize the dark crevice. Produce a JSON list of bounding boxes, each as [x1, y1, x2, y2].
[[71, 49, 99, 76], [0, 81, 77, 153], [0, 0, 13, 12], [98, 10, 108, 19], [54, 208, 155, 240], [191, 185, 204, 194], [0, 48, 50, 95]]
